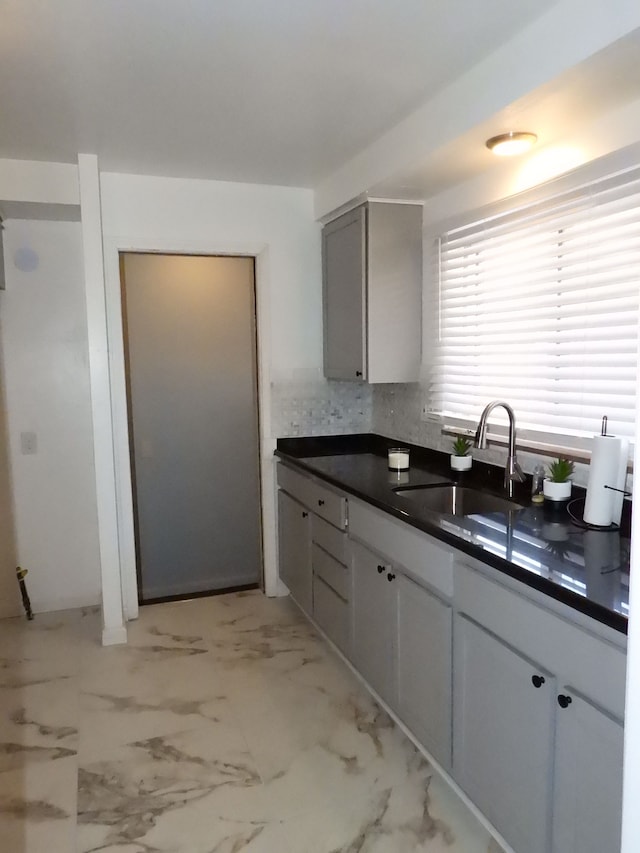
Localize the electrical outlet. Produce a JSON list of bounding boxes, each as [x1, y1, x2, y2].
[[20, 431, 37, 455]]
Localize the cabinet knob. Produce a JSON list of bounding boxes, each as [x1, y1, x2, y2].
[[531, 675, 545, 688], [355, 370, 363, 377], [377, 564, 385, 574], [387, 572, 396, 582], [318, 499, 325, 507], [301, 511, 308, 518], [557, 694, 573, 709]]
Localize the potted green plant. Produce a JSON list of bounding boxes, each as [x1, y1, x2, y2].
[[543, 457, 574, 502], [450, 435, 473, 471]]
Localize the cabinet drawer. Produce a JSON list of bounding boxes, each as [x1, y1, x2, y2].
[[277, 463, 347, 530], [349, 498, 453, 599], [312, 543, 350, 601], [309, 480, 347, 529], [313, 575, 350, 655], [456, 563, 627, 719], [277, 463, 311, 506], [312, 515, 347, 563]]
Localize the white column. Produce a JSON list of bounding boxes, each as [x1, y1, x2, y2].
[[621, 365, 640, 849], [77, 153, 127, 645]]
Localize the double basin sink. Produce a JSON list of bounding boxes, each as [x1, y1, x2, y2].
[[393, 483, 524, 517]]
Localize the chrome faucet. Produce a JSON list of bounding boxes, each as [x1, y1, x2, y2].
[[475, 401, 525, 499]]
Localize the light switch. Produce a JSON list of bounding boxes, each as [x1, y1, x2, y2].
[[20, 431, 37, 455]]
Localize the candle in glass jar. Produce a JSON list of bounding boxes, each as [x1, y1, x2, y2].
[[388, 447, 410, 471]]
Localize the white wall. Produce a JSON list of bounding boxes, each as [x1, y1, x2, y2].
[[98, 172, 322, 613], [0, 219, 101, 613]]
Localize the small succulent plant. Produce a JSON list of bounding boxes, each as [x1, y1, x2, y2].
[[547, 457, 575, 483], [452, 436, 472, 457]]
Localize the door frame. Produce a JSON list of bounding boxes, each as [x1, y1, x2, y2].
[[103, 236, 278, 621]]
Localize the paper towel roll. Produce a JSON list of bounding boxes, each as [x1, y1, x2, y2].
[[584, 435, 622, 526], [611, 439, 629, 527]]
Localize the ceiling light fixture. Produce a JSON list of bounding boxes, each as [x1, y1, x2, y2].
[[486, 131, 537, 156]]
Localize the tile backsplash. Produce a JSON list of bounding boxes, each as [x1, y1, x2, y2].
[[372, 382, 597, 488], [272, 376, 629, 492], [271, 374, 372, 437]]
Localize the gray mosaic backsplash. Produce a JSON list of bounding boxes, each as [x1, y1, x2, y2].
[[272, 378, 372, 437], [372, 382, 595, 488], [271, 376, 624, 491]]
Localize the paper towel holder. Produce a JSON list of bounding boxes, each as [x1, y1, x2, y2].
[[566, 498, 621, 531], [604, 485, 632, 497]]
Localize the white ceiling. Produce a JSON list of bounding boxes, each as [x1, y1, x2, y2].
[[0, 0, 560, 188], [372, 28, 640, 202]]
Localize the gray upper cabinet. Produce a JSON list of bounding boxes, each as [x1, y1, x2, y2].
[[322, 206, 366, 380], [322, 201, 422, 383]]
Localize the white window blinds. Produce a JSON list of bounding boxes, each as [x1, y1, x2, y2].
[[428, 166, 640, 445]]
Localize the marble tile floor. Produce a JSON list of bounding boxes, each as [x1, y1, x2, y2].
[[0, 591, 505, 853]]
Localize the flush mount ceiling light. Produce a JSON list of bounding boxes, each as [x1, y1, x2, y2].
[[486, 131, 537, 156]]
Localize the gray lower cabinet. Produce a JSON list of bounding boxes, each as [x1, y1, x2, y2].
[[552, 690, 624, 853], [277, 463, 626, 853], [277, 490, 312, 614], [397, 574, 452, 769], [454, 614, 555, 853], [454, 560, 626, 853], [312, 543, 351, 656], [352, 539, 398, 707]]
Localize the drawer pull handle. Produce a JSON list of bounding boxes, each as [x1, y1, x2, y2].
[[387, 572, 396, 582], [531, 675, 545, 688], [557, 694, 573, 709], [355, 371, 363, 377], [302, 511, 308, 518], [318, 499, 325, 507], [377, 564, 385, 574]]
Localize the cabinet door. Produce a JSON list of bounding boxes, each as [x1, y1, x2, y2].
[[278, 490, 312, 614], [352, 540, 397, 706], [397, 575, 452, 768], [552, 691, 623, 853], [453, 614, 555, 853], [322, 206, 366, 381]]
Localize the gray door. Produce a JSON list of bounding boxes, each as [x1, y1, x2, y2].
[[121, 253, 262, 600]]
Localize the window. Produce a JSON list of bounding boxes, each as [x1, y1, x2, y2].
[[427, 165, 640, 448]]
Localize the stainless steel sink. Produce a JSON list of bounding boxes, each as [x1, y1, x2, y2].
[[393, 484, 524, 516]]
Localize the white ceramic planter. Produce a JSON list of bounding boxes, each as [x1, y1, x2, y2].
[[543, 478, 572, 501], [450, 454, 472, 471]]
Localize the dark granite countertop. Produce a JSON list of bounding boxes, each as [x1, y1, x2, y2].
[[275, 434, 630, 634]]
